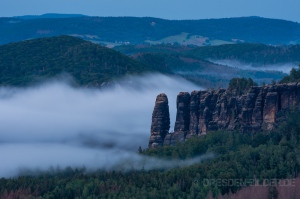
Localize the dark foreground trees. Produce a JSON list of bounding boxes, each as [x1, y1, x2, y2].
[[1, 110, 300, 198]]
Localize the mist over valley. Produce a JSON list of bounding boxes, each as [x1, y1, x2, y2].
[[0, 12, 300, 198], [0, 74, 202, 177]]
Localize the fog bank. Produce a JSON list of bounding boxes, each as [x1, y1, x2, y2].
[[210, 59, 297, 74], [0, 73, 203, 178]]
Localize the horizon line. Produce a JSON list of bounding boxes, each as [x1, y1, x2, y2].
[[1, 13, 299, 23]]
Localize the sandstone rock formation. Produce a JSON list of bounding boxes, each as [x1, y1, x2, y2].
[[164, 92, 191, 146], [149, 83, 300, 148], [148, 93, 170, 148]]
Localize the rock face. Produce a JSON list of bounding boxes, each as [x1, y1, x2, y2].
[[149, 93, 170, 148], [187, 91, 201, 139], [164, 92, 191, 146], [149, 83, 300, 148]]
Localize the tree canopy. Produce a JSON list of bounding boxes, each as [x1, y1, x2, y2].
[[1, 109, 300, 198], [228, 77, 258, 94], [280, 64, 300, 83]]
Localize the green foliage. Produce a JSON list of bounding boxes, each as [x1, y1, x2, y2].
[[116, 44, 287, 88], [1, 110, 300, 198], [0, 37, 289, 88], [185, 43, 300, 65], [114, 44, 193, 55], [280, 64, 300, 83], [117, 43, 300, 67], [228, 77, 258, 94], [0, 36, 154, 87]]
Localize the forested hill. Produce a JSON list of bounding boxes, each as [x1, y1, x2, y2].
[[185, 43, 300, 65], [115, 43, 300, 66], [0, 36, 153, 87], [0, 16, 300, 45], [0, 35, 292, 88]]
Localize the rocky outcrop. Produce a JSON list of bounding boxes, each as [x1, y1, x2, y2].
[[164, 92, 190, 146], [149, 93, 170, 148], [149, 83, 300, 148], [187, 91, 201, 139]]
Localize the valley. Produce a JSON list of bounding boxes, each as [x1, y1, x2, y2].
[[0, 13, 300, 199]]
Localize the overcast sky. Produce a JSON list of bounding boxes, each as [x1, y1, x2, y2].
[[1, 0, 300, 22]]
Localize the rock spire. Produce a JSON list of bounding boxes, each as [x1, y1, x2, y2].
[[149, 93, 170, 148], [149, 83, 300, 148]]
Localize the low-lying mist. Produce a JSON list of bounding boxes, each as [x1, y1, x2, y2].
[[0, 73, 204, 178], [210, 59, 297, 74]]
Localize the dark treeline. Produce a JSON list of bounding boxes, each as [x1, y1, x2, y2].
[[185, 43, 300, 65], [116, 43, 300, 66], [1, 109, 300, 198]]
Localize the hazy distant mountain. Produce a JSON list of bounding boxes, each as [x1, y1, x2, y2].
[[0, 16, 299, 46], [131, 52, 285, 87], [115, 43, 300, 66], [0, 36, 286, 88], [15, 13, 87, 19], [185, 43, 300, 65]]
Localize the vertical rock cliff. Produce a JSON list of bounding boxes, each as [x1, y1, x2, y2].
[[187, 91, 201, 139], [149, 93, 170, 148], [149, 83, 300, 148], [164, 92, 191, 146]]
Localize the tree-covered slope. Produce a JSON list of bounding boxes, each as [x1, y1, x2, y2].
[[116, 43, 300, 66], [186, 43, 300, 65], [1, 109, 300, 198], [115, 44, 286, 87], [0, 36, 291, 88], [114, 44, 194, 55], [0, 36, 152, 86], [0, 16, 300, 45]]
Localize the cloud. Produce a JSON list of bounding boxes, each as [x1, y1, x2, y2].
[[0, 143, 214, 177], [0, 73, 204, 178]]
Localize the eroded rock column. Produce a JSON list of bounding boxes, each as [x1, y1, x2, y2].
[[164, 92, 191, 145], [251, 88, 265, 131], [174, 92, 191, 132], [198, 91, 213, 135], [149, 93, 170, 148], [187, 91, 201, 139]]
